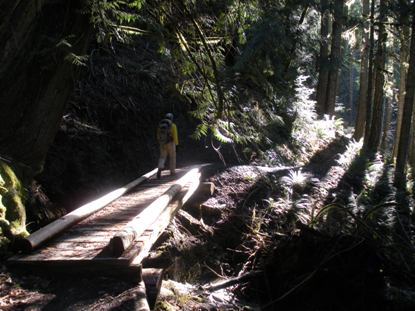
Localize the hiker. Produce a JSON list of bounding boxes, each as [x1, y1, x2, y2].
[[157, 113, 179, 179]]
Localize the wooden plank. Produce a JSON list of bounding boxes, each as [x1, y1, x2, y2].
[[8, 258, 142, 269], [20, 168, 159, 252], [8, 256, 134, 270], [130, 175, 201, 265], [142, 268, 163, 309], [49, 235, 114, 243], [13, 250, 102, 261], [65, 227, 122, 234], [110, 167, 201, 257], [8, 165, 207, 275]]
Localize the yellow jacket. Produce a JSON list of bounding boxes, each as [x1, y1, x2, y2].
[[157, 122, 179, 145], [171, 123, 179, 145]]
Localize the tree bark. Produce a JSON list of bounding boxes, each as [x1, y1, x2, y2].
[[325, 0, 345, 115], [363, 0, 376, 149], [381, 97, 392, 152], [393, 7, 410, 159], [395, 1, 415, 189], [353, 0, 370, 140], [349, 47, 354, 122], [316, 0, 331, 117], [0, 0, 92, 176], [367, 0, 388, 152]]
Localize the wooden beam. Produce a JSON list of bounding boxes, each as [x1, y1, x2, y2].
[[129, 176, 201, 265], [134, 281, 151, 311], [20, 168, 158, 252], [198, 182, 215, 196], [110, 167, 201, 257], [142, 268, 164, 309]]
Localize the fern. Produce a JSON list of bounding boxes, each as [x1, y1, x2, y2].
[[65, 53, 88, 67]]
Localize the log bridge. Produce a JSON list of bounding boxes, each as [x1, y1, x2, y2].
[[8, 164, 212, 309]]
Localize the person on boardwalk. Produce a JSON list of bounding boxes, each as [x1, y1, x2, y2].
[[157, 113, 179, 179]]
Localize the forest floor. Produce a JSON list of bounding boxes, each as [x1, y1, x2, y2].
[[1, 134, 415, 310]]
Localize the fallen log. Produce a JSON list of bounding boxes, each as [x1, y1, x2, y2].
[[203, 270, 262, 292], [20, 168, 158, 252], [86, 281, 150, 310], [176, 209, 213, 236], [110, 167, 201, 257]]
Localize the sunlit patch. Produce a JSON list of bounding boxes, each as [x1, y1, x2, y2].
[[280, 169, 310, 198], [336, 139, 363, 169], [363, 153, 385, 189]]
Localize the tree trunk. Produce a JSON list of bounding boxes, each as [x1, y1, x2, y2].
[[393, 12, 410, 159], [353, 0, 370, 140], [0, 0, 92, 176], [325, 0, 345, 115], [381, 97, 392, 152], [349, 48, 354, 122], [316, 0, 331, 117], [395, 1, 415, 189], [410, 99, 415, 175], [0, 0, 92, 236], [367, 0, 388, 152], [363, 0, 376, 149]]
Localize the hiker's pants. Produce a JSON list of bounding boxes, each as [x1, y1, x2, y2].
[[158, 142, 176, 174]]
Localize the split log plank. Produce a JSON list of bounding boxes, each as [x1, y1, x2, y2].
[[21, 168, 159, 252], [110, 167, 201, 257], [130, 176, 201, 265], [8, 165, 206, 276]]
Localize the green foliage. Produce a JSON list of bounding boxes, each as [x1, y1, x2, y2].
[[85, 0, 315, 150]]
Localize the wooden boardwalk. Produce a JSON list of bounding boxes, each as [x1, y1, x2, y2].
[[8, 165, 204, 280]]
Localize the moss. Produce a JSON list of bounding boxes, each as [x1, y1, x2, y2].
[[0, 161, 29, 239], [155, 301, 176, 311]]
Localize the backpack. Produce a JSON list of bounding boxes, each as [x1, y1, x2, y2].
[[158, 119, 173, 144]]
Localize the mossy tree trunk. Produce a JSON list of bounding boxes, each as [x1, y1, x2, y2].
[[0, 0, 92, 237]]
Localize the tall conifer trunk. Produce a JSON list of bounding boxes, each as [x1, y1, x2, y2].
[[367, 0, 387, 152], [354, 0, 370, 140], [395, 1, 415, 188], [316, 0, 331, 116], [363, 0, 376, 149], [349, 48, 354, 122], [325, 0, 345, 115], [393, 6, 410, 159]]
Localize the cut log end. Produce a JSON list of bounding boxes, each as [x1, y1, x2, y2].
[[14, 237, 34, 253], [110, 232, 135, 257], [199, 182, 215, 196]]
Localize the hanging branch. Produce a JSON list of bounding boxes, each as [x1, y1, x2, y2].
[[176, 0, 226, 120], [175, 29, 218, 109]]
